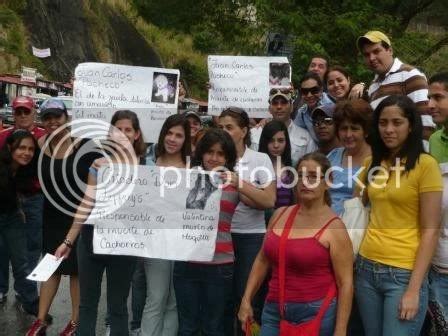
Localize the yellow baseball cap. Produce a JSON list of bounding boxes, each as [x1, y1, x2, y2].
[[357, 31, 391, 51]]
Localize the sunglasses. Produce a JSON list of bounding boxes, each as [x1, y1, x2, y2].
[[14, 108, 32, 116], [312, 117, 334, 127], [300, 86, 321, 95], [269, 88, 292, 96]]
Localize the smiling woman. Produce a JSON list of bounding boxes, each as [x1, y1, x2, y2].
[[355, 95, 443, 336], [0, 130, 39, 321]]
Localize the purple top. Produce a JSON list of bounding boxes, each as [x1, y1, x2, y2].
[[275, 173, 294, 208]]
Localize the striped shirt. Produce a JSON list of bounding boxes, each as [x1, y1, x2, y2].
[[368, 58, 428, 113], [201, 184, 239, 264]]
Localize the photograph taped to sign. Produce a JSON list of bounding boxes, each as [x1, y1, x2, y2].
[[91, 165, 223, 261], [72, 62, 179, 143], [207, 55, 290, 117]]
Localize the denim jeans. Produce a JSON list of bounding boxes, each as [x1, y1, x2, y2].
[[0, 211, 38, 308], [77, 233, 136, 336], [22, 193, 44, 271], [260, 298, 337, 336], [173, 261, 234, 336], [355, 256, 428, 336], [141, 259, 177, 336], [131, 259, 146, 330], [428, 266, 448, 332], [0, 235, 8, 294], [0, 193, 43, 294]]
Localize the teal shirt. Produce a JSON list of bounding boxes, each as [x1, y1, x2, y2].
[[429, 129, 448, 163]]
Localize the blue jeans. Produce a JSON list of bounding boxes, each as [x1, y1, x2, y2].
[[0, 193, 43, 294], [130, 259, 146, 330], [428, 266, 448, 332], [232, 232, 267, 335], [355, 256, 428, 336], [22, 193, 44, 271], [260, 298, 337, 336], [77, 233, 136, 336], [0, 211, 38, 308], [173, 261, 234, 336]]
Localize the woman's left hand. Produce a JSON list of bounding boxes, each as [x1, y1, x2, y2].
[[398, 289, 420, 320]]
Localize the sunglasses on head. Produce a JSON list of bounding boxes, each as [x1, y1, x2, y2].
[[312, 117, 333, 127], [14, 108, 32, 116], [300, 86, 321, 95], [223, 107, 246, 115], [269, 88, 292, 96]]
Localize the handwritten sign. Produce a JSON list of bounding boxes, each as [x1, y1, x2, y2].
[[72, 63, 180, 143], [207, 56, 290, 117], [91, 165, 222, 261]]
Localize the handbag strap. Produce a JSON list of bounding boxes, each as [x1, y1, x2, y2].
[[278, 204, 300, 318], [278, 206, 338, 321]]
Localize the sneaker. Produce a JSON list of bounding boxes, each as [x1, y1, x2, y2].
[[0, 292, 6, 304], [26, 319, 47, 336], [59, 320, 78, 336]]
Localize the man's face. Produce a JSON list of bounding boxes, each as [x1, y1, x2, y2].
[[362, 42, 394, 76], [269, 96, 291, 123], [14, 107, 35, 130], [428, 82, 448, 126], [308, 57, 328, 80], [312, 113, 336, 143]]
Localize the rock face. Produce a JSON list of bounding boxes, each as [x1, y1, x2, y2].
[[25, 0, 162, 82]]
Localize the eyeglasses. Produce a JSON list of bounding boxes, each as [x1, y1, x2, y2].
[[312, 117, 334, 127], [297, 173, 325, 184], [14, 108, 32, 116], [300, 86, 321, 95]]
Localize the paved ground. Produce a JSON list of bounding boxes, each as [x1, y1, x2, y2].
[[0, 269, 109, 336]]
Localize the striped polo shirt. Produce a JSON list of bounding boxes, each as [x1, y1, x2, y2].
[[368, 58, 428, 113]]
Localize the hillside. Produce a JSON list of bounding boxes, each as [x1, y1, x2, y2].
[[1, 0, 447, 99]]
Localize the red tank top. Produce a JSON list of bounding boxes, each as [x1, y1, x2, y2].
[[264, 216, 337, 303]]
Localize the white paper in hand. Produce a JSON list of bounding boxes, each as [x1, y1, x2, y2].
[[27, 253, 63, 282]]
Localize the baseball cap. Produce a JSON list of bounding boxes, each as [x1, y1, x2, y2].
[[39, 98, 67, 119], [357, 31, 392, 51], [185, 110, 202, 124], [269, 88, 292, 103], [12, 96, 34, 112], [311, 104, 335, 119]]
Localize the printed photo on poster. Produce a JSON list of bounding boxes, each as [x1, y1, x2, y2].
[[269, 62, 291, 88], [152, 72, 178, 104]]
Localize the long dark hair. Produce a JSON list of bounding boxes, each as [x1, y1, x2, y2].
[[296, 152, 332, 206], [192, 128, 237, 171], [110, 110, 147, 157], [368, 95, 423, 178], [0, 130, 37, 193], [258, 120, 292, 167], [219, 107, 251, 147], [156, 114, 191, 163]]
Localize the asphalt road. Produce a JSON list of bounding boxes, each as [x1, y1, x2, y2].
[[0, 269, 109, 336]]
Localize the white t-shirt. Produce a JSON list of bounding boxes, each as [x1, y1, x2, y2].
[[250, 121, 316, 167], [231, 148, 275, 234], [433, 163, 448, 268]]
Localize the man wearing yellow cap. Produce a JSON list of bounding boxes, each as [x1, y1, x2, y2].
[[356, 30, 428, 114]]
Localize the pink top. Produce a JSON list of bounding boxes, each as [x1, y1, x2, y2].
[[264, 217, 337, 302]]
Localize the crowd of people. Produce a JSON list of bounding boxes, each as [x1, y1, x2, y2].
[[1, 29, 448, 336]]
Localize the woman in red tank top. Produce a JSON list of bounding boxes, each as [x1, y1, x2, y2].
[[238, 152, 353, 336]]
